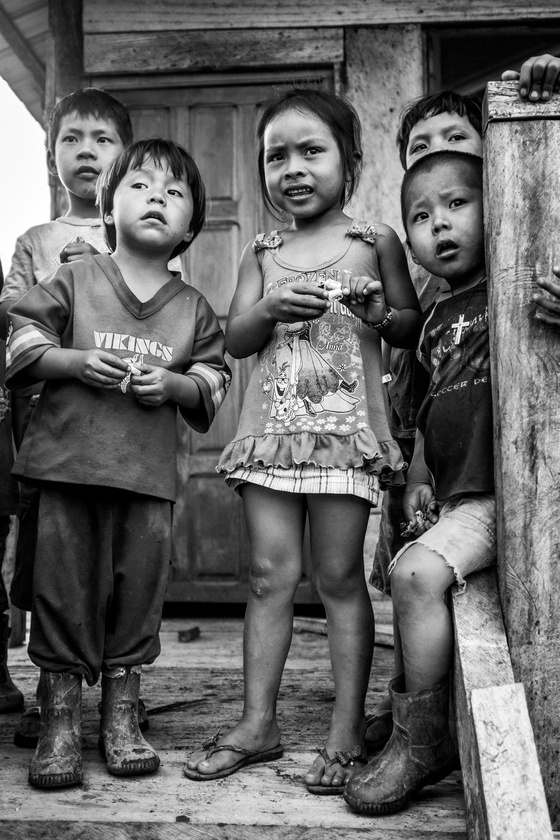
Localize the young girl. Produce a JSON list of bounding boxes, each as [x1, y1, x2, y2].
[[184, 88, 421, 794]]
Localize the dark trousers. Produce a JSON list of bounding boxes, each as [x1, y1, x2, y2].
[[0, 516, 11, 614], [29, 484, 172, 686]]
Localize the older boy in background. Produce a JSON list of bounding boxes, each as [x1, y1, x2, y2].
[[1, 87, 134, 747]]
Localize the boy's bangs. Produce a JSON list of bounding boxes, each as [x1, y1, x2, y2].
[[127, 145, 190, 184]]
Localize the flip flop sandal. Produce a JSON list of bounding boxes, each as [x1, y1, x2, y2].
[[365, 708, 393, 752], [183, 731, 283, 781], [306, 745, 368, 795]]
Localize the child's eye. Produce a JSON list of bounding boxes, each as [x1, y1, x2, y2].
[[266, 153, 284, 164], [412, 211, 428, 223], [410, 142, 428, 155], [131, 182, 147, 190], [168, 188, 183, 197], [305, 147, 321, 156], [450, 198, 466, 208], [61, 135, 77, 144], [448, 133, 466, 143], [98, 136, 114, 144]]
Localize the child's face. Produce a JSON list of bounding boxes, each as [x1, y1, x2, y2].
[[405, 161, 485, 289], [48, 111, 126, 205], [104, 158, 194, 256], [406, 112, 482, 169], [263, 108, 344, 220]]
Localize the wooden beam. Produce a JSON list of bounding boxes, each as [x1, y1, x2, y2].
[[83, 0, 560, 32], [470, 684, 553, 840], [484, 79, 560, 827], [451, 568, 553, 838], [84, 28, 343, 75], [0, 4, 45, 94]]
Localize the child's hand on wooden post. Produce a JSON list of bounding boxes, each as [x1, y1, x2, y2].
[[502, 54, 560, 101], [533, 266, 560, 327]]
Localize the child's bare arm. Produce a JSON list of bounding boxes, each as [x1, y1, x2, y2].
[[342, 225, 421, 349], [28, 347, 128, 388], [502, 54, 560, 101], [402, 431, 439, 535], [226, 242, 329, 359], [533, 265, 560, 326]]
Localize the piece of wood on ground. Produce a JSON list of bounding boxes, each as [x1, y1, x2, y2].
[[452, 567, 552, 839], [470, 683, 553, 840]]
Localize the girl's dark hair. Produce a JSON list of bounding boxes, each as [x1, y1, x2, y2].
[[256, 87, 363, 217], [97, 138, 206, 259], [396, 91, 483, 170], [47, 87, 133, 155]]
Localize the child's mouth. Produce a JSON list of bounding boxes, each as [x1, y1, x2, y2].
[[284, 186, 313, 198], [141, 211, 166, 224], [75, 166, 99, 179], [436, 239, 459, 259]]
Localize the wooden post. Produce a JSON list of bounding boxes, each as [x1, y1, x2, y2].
[[484, 80, 560, 826]]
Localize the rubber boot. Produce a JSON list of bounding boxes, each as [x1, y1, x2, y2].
[[28, 671, 82, 788], [98, 667, 160, 777], [344, 675, 458, 814], [0, 613, 24, 713]]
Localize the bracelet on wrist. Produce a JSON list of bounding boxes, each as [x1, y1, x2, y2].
[[363, 306, 394, 331]]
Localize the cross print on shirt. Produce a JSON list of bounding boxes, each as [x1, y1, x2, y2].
[[452, 314, 471, 345]]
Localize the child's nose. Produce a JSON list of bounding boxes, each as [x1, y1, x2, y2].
[[432, 214, 450, 233], [149, 192, 165, 205], [284, 155, 306, 178], [77, 141, 96, 159]]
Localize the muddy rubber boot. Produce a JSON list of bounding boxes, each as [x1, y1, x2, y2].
[[0, 614, 24, 714], [344, 675, 458, 815], [28, 671, 82, 788], [98, 667, 160, 777]]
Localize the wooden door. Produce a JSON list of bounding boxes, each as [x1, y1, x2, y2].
[[106, 75, 330, 602]]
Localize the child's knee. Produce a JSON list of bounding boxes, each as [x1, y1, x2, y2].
[[391, 545, 450, 605], [248, 556, 300, 599]]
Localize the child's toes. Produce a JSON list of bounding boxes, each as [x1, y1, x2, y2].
[[304, 754, 326, 785]]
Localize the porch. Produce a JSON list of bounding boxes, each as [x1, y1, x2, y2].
[[0, 610, 467, 839]]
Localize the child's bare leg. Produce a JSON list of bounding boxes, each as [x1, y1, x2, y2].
[[304, 494, 373, 789], [365, 616, 402, 748], [185, 485, 306, 777], [390, 544, 456, 692]]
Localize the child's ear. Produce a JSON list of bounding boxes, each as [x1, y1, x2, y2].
[[46, 150, 58, 178], [103, 212, 114, 226], [184, 230, 194, 244]]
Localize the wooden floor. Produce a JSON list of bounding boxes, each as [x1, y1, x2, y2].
[[0, 615, 467, 839]]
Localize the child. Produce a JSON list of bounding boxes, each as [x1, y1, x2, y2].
[[184, 88, 421, 794], [366, 90, 483, 751], [345, 150, 491, 815], [5, 138, 231, 789], [1, 88, 134, 746], [0, 259, 23, 716]]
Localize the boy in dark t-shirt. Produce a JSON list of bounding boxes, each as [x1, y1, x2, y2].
[[6, 139, 231, 790], [345, 151, 493, 815]]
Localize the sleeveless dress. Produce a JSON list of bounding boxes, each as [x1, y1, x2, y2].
[[217, 222, 405, 505]]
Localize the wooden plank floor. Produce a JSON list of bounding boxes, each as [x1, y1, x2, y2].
[[0, 616, 467, 839]]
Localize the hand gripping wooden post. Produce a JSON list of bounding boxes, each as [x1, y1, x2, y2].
[[484, 80, 560, 827]]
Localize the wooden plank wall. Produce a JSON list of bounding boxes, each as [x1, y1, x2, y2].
[[484, 80, 560, 827], [83, 0, 560, 30]]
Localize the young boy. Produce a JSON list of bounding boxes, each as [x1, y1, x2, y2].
[[366, 91, 483, 750], [6, 138, 231, 789], [1, 88, 133, 746], [345, 150, 491, 815]]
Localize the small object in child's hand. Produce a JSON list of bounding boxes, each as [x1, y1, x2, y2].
[[400, 509, 426, 540], [320, 278, 344, 302], [178, 626, 200, 643], [128, 363, 142, 376]]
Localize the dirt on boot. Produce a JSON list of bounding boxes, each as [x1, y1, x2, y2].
[[99, 668, 159, 777], [28, 671, 83, 789], [344, 675, 458, 815]]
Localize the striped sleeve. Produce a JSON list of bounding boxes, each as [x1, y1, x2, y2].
[[180, 296, 231, 433], [5, 278, 69, 391]]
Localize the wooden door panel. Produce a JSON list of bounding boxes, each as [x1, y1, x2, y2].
[[106, 75, 331, 602]]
